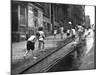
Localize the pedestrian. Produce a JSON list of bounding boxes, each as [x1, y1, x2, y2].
[[71, 28, 76, 41], [24, 32, 40, 59], [60, 27, 64, 39], [54, 30, 57, 39], [66, 29, 70, 38], [83, 25, 94, 55], [37, 27, 45, 50], [77, 25, 84, 41], [25, 32, 29, 40]]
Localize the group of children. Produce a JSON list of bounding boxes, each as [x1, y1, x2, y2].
[[24, 27, 45, 59], [23, 25, 94, 59], [53, 27, 76, 40], [53, 27, 64, 39], [70, 24, 95, 56]]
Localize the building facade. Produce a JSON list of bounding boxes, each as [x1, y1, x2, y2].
[[11, 1, 85, 42], [71, 5, 85, 26], [27, 3, 43, 34], [50, 4, 85, 32], [85, 15, 91, 28], [11, 1, 44, 42], [42, 3, 52, 35]]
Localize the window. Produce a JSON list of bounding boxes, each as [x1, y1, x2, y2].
[[43, 22, 46, 30], [34, 19, 38, 27], [20, 5, 26, 25], [33, 8, 38, 17]]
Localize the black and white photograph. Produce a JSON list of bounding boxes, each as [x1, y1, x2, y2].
[[11, 0, 96, 75]]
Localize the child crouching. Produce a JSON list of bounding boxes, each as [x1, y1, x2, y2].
[[24, 32, 40, 59]]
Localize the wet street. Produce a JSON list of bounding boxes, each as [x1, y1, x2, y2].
[[11, 1, 96, 75], [12, 32, 95, 74], [18, 39, 95, 74], [48, 43, 95, 72], [48, 53, 78, 72]]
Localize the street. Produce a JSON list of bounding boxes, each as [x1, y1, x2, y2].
[[11, 1, 95, 74], [12, 34, 66, 69], [12, 32, 95, 74]]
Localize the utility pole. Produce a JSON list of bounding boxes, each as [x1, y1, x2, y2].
[[51, 3, 54, 33], [49, 3, 52, 32], [18, 4, 20, 41], [25, 3, 29, 40]]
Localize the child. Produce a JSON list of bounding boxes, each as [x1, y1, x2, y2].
[[71, 28, 76, 41], [54, 30, 57, 39], [66, 29, 70, 38], [77, 25, 84, 41], [38, 27, 45, 50], [60, 27, 64, 39], [24, 32, 40, 59]]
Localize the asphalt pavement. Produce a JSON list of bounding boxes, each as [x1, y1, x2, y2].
[[12, 34, 66, 63]]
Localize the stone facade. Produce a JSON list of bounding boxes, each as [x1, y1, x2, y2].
[[11, 1, 85, 42], [11, 1, 44, 42], [28, 3, 43, 34]]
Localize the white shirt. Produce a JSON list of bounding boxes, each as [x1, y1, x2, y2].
[[38, 31, 45, 41], [54, 30, 57, 34], [67, 29, 70, 33], [60, 27, 64, 33], [72, 29, 76, 35], [78, 26, 83, 32], [28, 35, 36, 42]]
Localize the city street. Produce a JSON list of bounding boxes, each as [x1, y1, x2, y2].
[[11, 1, 95, 74], [48, 39, 95, 72], [12, 31, 95, 74], [12, 34, 66, 64]]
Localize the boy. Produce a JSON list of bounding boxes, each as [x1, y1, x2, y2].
[[38, 27, 45, 50], [24, 32, 40, 59]]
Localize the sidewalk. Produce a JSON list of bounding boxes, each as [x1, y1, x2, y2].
[[12, 34, 66, 63]]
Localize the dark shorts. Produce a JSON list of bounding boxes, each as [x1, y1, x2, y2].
[[67, 33, 70, 36], [27, 41, 35, 50], [72, 35, 75, 38], [54, 34, 56, 36]]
